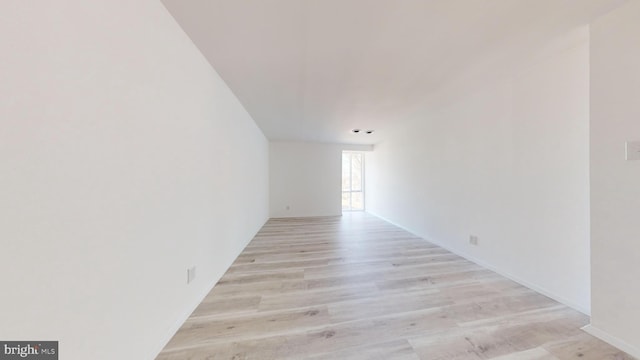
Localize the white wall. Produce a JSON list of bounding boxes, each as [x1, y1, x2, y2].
[[0, 1, 268, 359], [367, 28, 591, 313], [270, 142, 340, 218], [269, 142, 372, 217], [588, 1, 640, 356]]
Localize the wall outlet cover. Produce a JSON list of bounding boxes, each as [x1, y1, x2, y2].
[[626, 141, 640, 161], [187, 266, 197, 284]]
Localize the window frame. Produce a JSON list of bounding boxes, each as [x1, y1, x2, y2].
[[342, 151, 365, 212]]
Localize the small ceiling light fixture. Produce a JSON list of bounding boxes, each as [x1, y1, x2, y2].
[[352, 128, 375, 134]]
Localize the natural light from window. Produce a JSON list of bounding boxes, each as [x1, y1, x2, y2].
[[342, 151, 364, 211]]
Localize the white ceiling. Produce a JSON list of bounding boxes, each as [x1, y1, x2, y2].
[[161, 0, 625, 145]]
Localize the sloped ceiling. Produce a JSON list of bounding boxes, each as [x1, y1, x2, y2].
[[161, 0, 625, 144]]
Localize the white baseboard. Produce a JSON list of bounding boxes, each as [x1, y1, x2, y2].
[[148, 218, 268, 359], [149, 277, 218, 359], [365, 211, 591, 315], [451, 248, 590, 315], [582, 324, 640, 358]]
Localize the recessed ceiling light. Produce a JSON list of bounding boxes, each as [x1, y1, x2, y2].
[[352, 129, 361, 133], [365, 130, 374, 134]]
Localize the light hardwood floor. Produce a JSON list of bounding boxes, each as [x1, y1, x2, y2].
[[157, 213, 634, 360]]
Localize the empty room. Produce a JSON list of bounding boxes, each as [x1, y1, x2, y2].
[[1, 0, 639, 359]]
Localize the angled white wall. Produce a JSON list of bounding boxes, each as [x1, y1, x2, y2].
[[367, 28, 591, 313], [0, 1, 268, 359], [588, 1, 640, 357]]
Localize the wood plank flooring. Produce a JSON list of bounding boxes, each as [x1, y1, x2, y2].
[[157, 213, 634, 360]]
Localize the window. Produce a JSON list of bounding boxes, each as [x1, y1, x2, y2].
[[342, 151, 364, 211]]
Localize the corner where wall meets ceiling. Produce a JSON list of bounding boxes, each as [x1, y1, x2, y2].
[[161, 0, 626, 145]]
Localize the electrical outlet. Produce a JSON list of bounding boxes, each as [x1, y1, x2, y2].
[[469, 235, 479, 246], [187, 266, 197, 284], [626, 141, 640, 161]]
